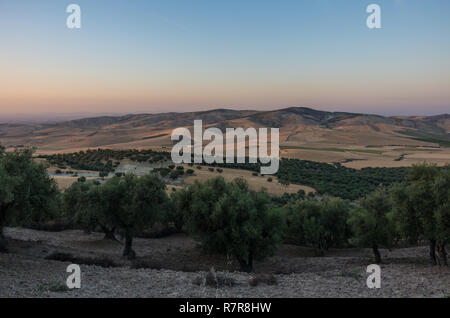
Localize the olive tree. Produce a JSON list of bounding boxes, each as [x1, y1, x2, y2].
[[434, 166, 450, 265], [284, 198, 350, 255], [186, 177, 283, 272], [348, 189, 395, 263], [63, 181, 117, 240], [167, 188, 191, 232], [391, 163, 444, 265], [0, 148, 59, 252], [102, 173, 168, 259]]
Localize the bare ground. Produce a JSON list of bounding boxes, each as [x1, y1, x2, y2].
[[1, 227, 449, 298]]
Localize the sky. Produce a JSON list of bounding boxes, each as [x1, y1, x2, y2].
[[0, 0, 449, 118]]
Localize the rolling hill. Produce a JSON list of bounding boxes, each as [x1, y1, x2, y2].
[[1, 107, 449, 168]]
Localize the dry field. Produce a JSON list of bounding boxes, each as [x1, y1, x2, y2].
[[53, 176, 99, 190], [1, 227, 449, 298], [281, 145, 450, 169]]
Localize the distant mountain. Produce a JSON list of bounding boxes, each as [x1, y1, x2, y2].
[[1, 107, 449, 152]]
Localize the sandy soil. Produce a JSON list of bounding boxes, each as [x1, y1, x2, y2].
[[1, 227, 449, 298]]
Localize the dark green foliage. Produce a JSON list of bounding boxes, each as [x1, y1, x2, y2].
[[434, 167, 450, 248], [185, 177, 283, 272], [202, 157, 409, 200], [167, 188, 191, 232], [0, 149, 60, 242], [99, 171, 108, 178], [105, 174, 168, 259], [391, 163, 450, 265], [38, 148, 170, 172], [63, 181, 116, 239], [348, 189, 395, 263], [284, 198, 351, 254]]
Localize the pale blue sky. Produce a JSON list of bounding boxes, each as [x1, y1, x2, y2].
[[0, 0, 449, 116]]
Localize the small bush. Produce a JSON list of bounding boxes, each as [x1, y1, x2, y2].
[[267, 177, 273, 182], [208, 167, 214, 172], [216, 168, 223, 173], [203, 268, 237, 287]]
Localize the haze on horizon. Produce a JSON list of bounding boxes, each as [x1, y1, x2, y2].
[[0, 0, 449, 117]]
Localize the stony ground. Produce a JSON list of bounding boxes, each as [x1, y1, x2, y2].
[[1, 227, 449, 298]]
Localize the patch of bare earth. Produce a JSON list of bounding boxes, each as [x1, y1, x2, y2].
[[1, 228, 449, 298]]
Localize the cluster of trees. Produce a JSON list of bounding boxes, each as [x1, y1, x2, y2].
[[187, 158, 409, 200], [41, 150, 412, 200], [1, 145, 448, 271], [38, 149, 171, 173], [63, 174, 169, 259], [281, 164, 449, 265]]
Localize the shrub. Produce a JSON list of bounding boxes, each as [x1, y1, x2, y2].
[[348, 189, 395, 263], [0, 148, 60, 249], [193, 268, 237, 287], [167, 188, 191, 232], [284, 198, 350, 255], [186, 177, 283, 272]]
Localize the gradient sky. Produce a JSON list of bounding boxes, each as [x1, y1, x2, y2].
[[0, 0, 449, 117]]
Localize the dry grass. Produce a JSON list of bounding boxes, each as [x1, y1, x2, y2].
[[53, 176, 98, 190], [183, 165, 315, 196]]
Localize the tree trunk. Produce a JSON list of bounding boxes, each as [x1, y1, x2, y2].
[[0, 226, 7, 253], [429, 240, 437, 266], [102, 227, 117, 241], [372, 244, 381, 264], [442, 244, 448, 267], [122, 232, 136, 260], [237, 251, 254, 273]]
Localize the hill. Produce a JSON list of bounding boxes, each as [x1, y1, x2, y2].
[[1, 107, 449, 168]]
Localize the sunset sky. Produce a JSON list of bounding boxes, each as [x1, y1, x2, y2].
[[0, 0, 449, 117]]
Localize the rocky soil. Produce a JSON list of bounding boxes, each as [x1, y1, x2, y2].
[[1, 227, 449, 298]]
